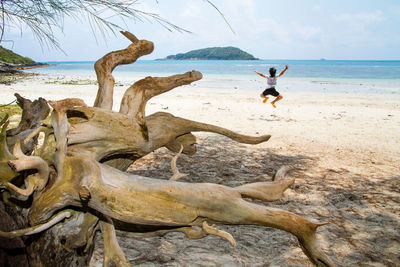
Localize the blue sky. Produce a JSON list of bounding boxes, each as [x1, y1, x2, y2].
[[2, 0, 400, 61]]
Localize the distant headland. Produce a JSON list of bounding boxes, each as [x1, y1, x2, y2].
[[0, 46, 49, 73], [161, 46, 258, 60]]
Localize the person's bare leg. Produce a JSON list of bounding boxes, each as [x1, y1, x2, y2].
[[260, 93, 269, 103], [271, 94, 283, 108]]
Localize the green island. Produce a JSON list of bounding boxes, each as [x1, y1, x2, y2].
[[0, 46, 48, 84], [0, 46, 35, 64], [163, 46, 258, 60]]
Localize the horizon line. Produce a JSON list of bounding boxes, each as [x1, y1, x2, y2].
[[42, 59, 400, 63]]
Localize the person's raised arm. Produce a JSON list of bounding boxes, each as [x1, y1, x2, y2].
[[254, 69, 266, 78], [278, 65, 289, 77]]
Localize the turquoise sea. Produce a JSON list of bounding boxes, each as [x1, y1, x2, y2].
[[32, 60, 400, 94]]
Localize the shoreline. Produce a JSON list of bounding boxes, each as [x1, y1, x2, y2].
[[0, 62, 50, 73], [18, 69, 400, 96]]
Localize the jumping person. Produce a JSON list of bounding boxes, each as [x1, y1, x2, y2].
[[254, 65, 288, 108]]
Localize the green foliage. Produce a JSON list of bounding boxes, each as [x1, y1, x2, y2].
[[0, 75, 18, 84], [0, 104, 22, 118], [166, 47, 258, 60], [0, 46, 35, 64], [45, 79, 97, 85], [0, 73, 34, 84]]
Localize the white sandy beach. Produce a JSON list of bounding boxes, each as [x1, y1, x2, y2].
[[2, 74, 399, 169], [1, 74, 399, 266]]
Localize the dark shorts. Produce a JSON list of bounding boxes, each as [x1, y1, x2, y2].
[[262, 87, 280, 97]]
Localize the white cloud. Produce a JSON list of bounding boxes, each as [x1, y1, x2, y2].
[[222, 0, 257, 16], [292, 23, 321, 41], [328, 10, 386, 48], [255, 18, 292, 45], [334, 10, 385, 26], [312, 5, 321, 11], [179, 2, 203, 20]]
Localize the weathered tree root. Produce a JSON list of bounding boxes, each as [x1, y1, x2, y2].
[[235, 165, 295, 201], [7, 93, 49, 137], [23, 125, 51, 146], [24, 95, 333, 266], [48, 98, 87, 175], [6, 93, 50, 154], [27, 147, 335, 267], [147, 112, 271, 147], [202, 221, 237, 247], [169, 145, 188, 181], [165, 132, 197, 155], [116, 222, 237, 248], [94, 32, 154, 110], [0, 117, 17, 183], [120, 71, 203, 126], [6, 140, 49, 197], [0, 210, 72, 238], [100, 217, 130, 267], [60, 212, 99, 252], [66, 107, 271, 163]]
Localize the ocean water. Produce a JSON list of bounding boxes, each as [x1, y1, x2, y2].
[[32, 60, 400, 94]]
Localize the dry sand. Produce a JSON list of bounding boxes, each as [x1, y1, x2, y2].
[[1, 75, 399, 266]]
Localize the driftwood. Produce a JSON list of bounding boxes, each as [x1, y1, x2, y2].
[[7, 93, 50, 154], [0, 32, 336, 266]]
